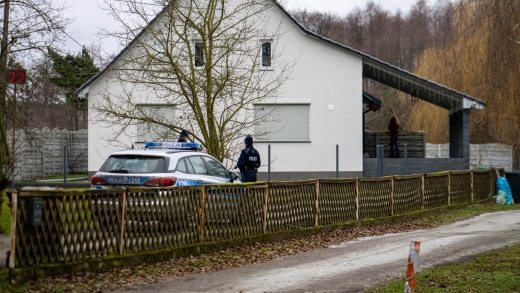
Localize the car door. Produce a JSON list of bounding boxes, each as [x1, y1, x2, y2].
[[201, 155, 233, 183], [176, 155, 221, 186]]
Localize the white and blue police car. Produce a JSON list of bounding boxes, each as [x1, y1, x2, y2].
[[90, 142, 239, 189]]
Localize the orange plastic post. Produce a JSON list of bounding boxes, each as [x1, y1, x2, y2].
[[404, 240, 421, 293]]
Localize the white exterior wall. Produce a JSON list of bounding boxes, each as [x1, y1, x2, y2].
[[87, 61, 170, 171], [86, 3, 363, 175], [254, 8, 362, 174]]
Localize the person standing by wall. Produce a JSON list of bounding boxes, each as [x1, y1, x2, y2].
[[236, 135, 261, 182], [388, 117, 400, 158]]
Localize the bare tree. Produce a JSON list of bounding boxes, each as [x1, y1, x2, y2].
[[92, 0, 295, 162], [0, 0, 71, 189], [408, 0, 520, 166]]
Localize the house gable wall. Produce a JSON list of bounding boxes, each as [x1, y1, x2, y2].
[[86, 2, 363, 176]]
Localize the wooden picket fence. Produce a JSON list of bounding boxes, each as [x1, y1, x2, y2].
[[8, 170, 496, 269]]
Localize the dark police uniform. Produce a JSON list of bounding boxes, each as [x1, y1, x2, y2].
[[237, 147, 261, 182]]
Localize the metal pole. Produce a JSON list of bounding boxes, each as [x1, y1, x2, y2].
[[376, 145, 381, 177], [336, 144, 339, 178], [268, 144, 271, 181], [376, 145, 379, 177], [404, 144, 408, 175], [63, 144, 67, 184], [10, 83, 16, 189], [380, 145, 384, 177]]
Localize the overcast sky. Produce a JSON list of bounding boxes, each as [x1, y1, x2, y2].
[[60, 0, 421, 58]]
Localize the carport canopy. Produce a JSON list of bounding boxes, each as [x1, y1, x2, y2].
[[362, 58, 485, 112]]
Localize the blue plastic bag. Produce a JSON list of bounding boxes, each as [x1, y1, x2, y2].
[[496, 177, 513, 205]]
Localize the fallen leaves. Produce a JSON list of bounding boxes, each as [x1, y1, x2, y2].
[[5, 208, 491, 293]]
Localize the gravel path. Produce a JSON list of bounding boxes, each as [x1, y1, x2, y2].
[[112, 210, 520, 293]]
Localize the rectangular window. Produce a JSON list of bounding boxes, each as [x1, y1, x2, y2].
[[194, 42, 204, 67], [254, 104, 310, 141], [136, 105, 176, 143], [261, 42, 271, 67]]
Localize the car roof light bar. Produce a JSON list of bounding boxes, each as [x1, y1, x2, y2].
[[144, 142, 201, 150]]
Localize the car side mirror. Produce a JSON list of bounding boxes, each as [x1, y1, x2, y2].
[[230, 171, 238, 182]]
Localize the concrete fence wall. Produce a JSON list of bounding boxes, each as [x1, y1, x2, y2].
[[426, 143, 513, 171], [7, 128, 88, 181]]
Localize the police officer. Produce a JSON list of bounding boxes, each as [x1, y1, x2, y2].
[[178, 130, 189, 142], [236, 135, 261, 182]]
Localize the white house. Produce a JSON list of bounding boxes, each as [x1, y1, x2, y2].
[[77, 0, 486, 180]]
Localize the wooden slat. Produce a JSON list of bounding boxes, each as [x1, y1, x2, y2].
[[267, 182, 316, 232], [393, 176, 422, 215], [424, 174, 449, 209], [318, 179, 357, 225], [358, 178, 392, 219]]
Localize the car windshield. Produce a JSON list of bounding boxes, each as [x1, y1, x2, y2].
[[100, 156, 165, 174]]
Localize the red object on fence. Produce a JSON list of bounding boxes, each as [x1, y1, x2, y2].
[[404, 240, 421, 293]]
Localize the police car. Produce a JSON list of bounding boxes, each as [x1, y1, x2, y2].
[[91, 142, 239, 189]]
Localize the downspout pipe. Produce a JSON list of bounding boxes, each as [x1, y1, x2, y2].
[[364, 107, 382, 125]]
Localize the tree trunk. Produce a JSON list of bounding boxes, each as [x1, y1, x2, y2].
[[0, 0, 11, 188]]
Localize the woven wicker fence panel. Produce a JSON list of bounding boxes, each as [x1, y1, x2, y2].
[[318, 179, 357, 225], [358, 179, 392, 219], [204, 186, 265, 242], [473, 171, 491, 201], [450, 172, 472, 204], [266, 181, 317, 232], [124, 187, 201, 253], [15, 190, 123, 268], [424, 174, 449, 209], [393, 176, 423, 215]]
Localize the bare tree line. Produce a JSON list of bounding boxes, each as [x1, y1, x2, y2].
[[290, 0, 520, 169]]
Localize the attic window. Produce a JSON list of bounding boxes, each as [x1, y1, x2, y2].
[[194, 42, 204, 67], [261, 42, 271, 67]]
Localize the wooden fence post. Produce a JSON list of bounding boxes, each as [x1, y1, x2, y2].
[[199, 187, 206, 243], [9, 190, 18, 269], [421, 174, 425, 210], [118, 189, 127, 255], [447, 172, 451, 205], [390, 176, 394, 216], [263, 185, 269, 233], [470, 171, 474, 202], [355, 178, 360, 220], [314, 180, 320, 226]]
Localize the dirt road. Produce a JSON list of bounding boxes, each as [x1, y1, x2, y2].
[[113, 210, 520, 293]]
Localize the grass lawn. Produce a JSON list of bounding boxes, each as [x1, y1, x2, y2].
[[24, 173, 88, 182], [1, 190, 9, 235], [368, 243, 520, 292]]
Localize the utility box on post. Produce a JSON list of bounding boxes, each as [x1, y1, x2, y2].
[[26, 197, 43, 226]]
